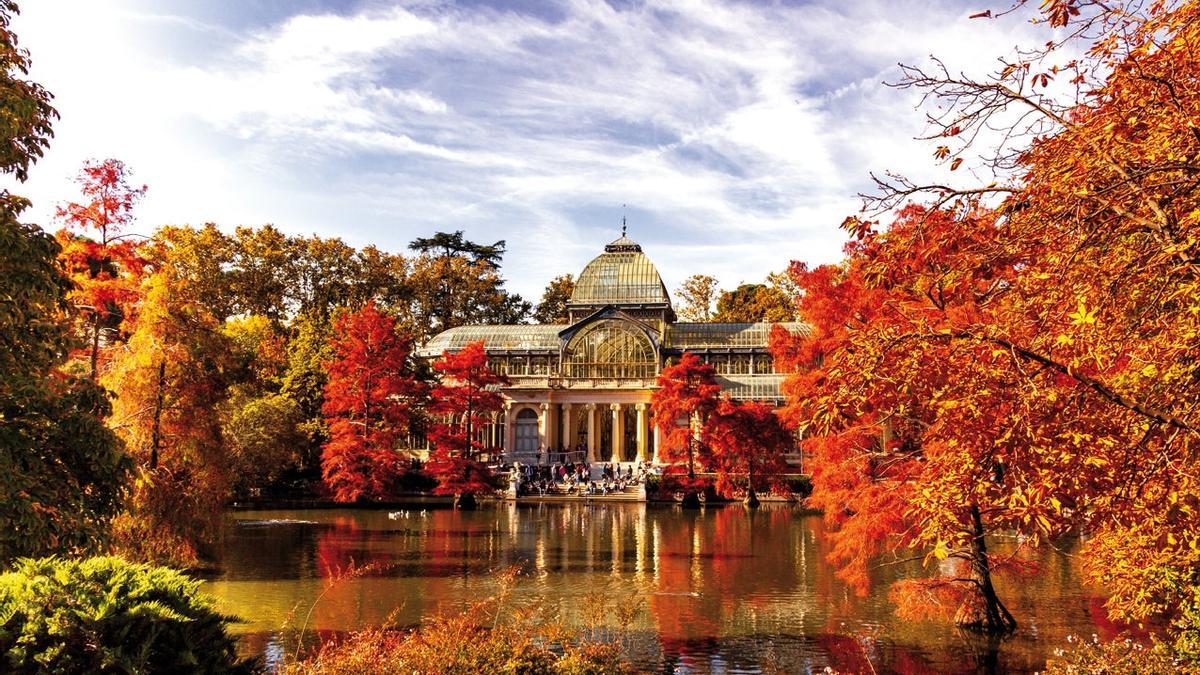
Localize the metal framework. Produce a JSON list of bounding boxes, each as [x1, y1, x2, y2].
[[563, 320, 657, 379], [666, 322, 807, 349], [416, 324, 566, 357], [718, 374, 787, 401], [569, 250, 671, 306]]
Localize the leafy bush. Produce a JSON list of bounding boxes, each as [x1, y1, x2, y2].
[[0, 556, 256, 674]]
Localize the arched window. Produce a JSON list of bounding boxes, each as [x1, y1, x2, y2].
[[514, 408, 539, 453], [563, 320, 656, 379]]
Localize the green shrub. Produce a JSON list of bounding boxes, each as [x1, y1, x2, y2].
[[0, 556, 257, 674]]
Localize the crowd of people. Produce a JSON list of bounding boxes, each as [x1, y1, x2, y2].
[[511, 459, 653, 497]]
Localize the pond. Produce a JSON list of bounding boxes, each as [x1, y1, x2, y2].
[[204, 503, 1125, 673]]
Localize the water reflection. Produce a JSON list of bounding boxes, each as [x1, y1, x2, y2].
[[205, 504, 1115, 673]]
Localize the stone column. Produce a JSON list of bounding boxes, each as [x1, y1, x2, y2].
[[652, 426, 662, 464], [585, 403, 597, 462], [635, 403, 648, 463], [561, 403, 575, 454], [503, 403, 513, 456], [610, 403, 623, 463], [538, 402, 552, 454]]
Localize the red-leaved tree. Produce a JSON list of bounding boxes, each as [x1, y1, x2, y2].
[[427, 340, 507, 509], [321, 302, 422, 502], [707, 398, 793, 507], [55, 158, 147, 379], [651, 352, 721, 480]]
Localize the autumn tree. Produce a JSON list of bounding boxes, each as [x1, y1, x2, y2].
[[0, 0, 129, 561], [427, 340, 507, 509], [713, 282, 794, 323], [776, 0, 1200, 645], [676, 274, 718, 322], [55, 158, 147, 379], [151, 224, 237, 321], [103, 269, 234, 567], [707, 399, 793, 507], [533, 274, 574, 323], [321, 302, 422, 502], [408, 230, 530, 336], [652, 353, 721, 506]]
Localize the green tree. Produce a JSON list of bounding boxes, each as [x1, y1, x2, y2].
[[231, 224, 293, 323], [281, 311, 335, 472], [224, 391, 303, 498], [408, 253, 530, 337], [289, 235, 362, 318], [409, 229, 506, 267], [355, 244, 411, 317], [0, 0, 54, 181], [533, 274, 574, 323], [0, 0, 129, 561], [152, 224, 237, 321]]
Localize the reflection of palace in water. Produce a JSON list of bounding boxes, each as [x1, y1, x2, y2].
[[415, 231, 805, 464]]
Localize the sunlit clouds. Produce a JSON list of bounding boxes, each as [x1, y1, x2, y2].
[[8, 0, 1043, 299]]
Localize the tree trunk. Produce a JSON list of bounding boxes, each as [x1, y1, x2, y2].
[[954, 504, 1016, 633], [149, 359, 166, 470], [89, 313, 101, 381], [744, 460, 760, 508], [454, 493, 478, 510]]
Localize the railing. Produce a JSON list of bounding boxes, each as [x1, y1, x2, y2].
[[505, 375, 658, 389], [508, 450, 588, 465]]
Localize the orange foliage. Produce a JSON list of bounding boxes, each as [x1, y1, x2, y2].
[[54, 158, 147, 378], [651, 353, 721, 478], [427, 341, 507, 497], [706, 399, 793, 499], [321, 302, 423, 502], [774, 0, 1200, 636]]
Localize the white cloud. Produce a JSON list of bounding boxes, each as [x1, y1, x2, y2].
[[5, 0, 1051, 301]]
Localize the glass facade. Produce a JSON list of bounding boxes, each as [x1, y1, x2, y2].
[[411, 233, 803, 460], [417, 324, 564, 357], [563, 320, 657, 379], [569, 250, 671, 306], [666, 322, 808, 349]]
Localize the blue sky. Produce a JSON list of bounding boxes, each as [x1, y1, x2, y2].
[[7, 0, 1040, 301]]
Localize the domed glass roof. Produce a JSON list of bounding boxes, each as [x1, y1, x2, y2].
[[569, 234, 672, 306]]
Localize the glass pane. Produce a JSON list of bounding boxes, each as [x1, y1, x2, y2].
[[564, 320, 656, 379]]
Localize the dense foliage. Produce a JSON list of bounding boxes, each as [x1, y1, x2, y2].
[[428, 341, 507, 506], [676, 272, 797, 323], [706, 399, 793, 505], [0, 0, 129, 562], [773, 0, 1200, 646], [54, 159, 146, 380], [651, 353, 720, 480], [533, 273, 574, 323], [0, 0, 54, 181], [321, 302, 422, 502], [0, 556, 255, 674]]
